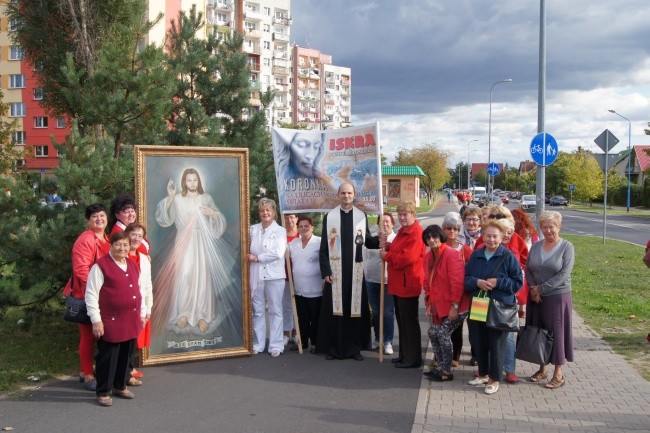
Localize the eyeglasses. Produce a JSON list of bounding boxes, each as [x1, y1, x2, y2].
[[488, 214, 506, 220], [465, 218, 480, 222]]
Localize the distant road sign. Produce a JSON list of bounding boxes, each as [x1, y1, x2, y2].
[[487, 162, 500, 176], [530, 132, 558, 166], [569, 184, 575, 191], [594, 129, 619, 153]]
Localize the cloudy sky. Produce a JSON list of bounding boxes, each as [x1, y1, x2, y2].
[[290, 0, 650, 169]]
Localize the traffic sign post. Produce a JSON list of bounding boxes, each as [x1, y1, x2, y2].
[[594, 130, 619, 244], [568, 184, 575, 204], [487, 162, 500, 176], [530, 132, 559, 167]]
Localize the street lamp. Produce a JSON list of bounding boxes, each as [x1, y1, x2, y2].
[[467, 139, 478, 190], [608, 109, 632, 212], [488, 78, 512, 196]]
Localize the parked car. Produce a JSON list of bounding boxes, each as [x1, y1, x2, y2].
[[473, 193, 487, 205], [501, 195, 509, 204], [520, 195, 536, 212], [549, 195, 568, 206], [481, 195, 503, 207]]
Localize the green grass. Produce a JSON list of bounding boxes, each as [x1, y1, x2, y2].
[[565, 234, 649, 380], [569, 203, 650, 217], [0, 304, 79, 393]]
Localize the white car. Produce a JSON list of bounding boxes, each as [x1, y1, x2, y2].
[[520, 195, 536, 212]]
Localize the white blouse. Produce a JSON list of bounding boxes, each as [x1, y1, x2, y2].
[[289, 235, 323, 298]]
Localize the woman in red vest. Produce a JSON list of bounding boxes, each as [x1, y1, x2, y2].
[[85, 231, 145, 407]]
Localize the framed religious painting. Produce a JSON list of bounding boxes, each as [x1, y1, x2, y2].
[[134, 145, 251, 365]]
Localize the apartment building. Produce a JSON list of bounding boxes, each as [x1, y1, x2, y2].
[[1, 0, 351, 173], [0, 0, 69, 173], [292, 45, 351, 130]]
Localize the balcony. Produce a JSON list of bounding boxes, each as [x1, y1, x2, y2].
[[249, 80, 262, 90], [244, 11, 264, 21], [272, 66, 289, 76], [272, 58, 289, 68], [272, 16, 292, 26], [273, 32, 290, 42], [273, 50, 287, 59], [246, 29, 262, 39], [325, 76, 335, 83], [249, 62, 260, 72], [243, 45, 261, 55], [207, 0, 231, 10]]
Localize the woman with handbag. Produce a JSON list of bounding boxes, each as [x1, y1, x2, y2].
[[422, 225, 469, 382], [525, 211, 575, 389], [64, 203, 110, 391], [465, 220, 523, 395]]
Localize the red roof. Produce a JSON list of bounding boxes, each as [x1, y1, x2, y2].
[[635, 145, 650, 172]]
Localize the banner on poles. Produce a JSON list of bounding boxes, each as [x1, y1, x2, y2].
[[271, 122, 382, 213]]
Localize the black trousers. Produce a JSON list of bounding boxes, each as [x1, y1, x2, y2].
[[394, 295, 422, 365], [451, 320, 464, 361], [295, 295, 322, 348], [467, 320, 507, 381], [95, 338, 135, 396]]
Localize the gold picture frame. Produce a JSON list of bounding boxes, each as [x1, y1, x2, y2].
[[134, 145, 251, 366]]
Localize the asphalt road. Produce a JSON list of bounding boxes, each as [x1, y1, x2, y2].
[[1, 331, 428, 433]]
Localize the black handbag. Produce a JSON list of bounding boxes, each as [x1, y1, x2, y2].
[[515, 309, 554, 365], [485, 298, 519, 332], [64, 295, 91, 325]]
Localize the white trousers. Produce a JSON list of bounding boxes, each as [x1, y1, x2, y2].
[[252, 278, 285, 353], [282, 281, 294, 332]]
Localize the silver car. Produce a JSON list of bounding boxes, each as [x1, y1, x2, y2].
[[520, 195, 536, 212]]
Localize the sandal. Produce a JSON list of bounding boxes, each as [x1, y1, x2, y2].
[[528, 369, 548, 383], [544, 375, 565, 389]]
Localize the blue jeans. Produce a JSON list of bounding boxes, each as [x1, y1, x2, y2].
[[365, 281, 394, 343], [504, 331, 516, 373]]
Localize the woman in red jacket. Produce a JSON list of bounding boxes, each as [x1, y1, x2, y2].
[[380, 201, 426, 368], [422, 225, 470, 381], [65, 204, 110, 391]]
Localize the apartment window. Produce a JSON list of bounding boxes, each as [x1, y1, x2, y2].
[[275, 11, 285, 19], [216, 12, 227, 23], [9, 74, 25, 88], [34, 117, 48, 128], [263, 24, 270, 32], [12, 131, 26, 144], [34, 88, 44, 100], [57, 117, 66, 128], [263, 58, 270, 67], [244, 21, 254, 31], [9, 103, 25, 117], [263, 41, 270, 50], [35, 145, 49, 157], [263, 7, 271, 15], [10, 46, 24, 60]]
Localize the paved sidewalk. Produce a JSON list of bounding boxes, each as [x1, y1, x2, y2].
[[413, 196, 650, 433]]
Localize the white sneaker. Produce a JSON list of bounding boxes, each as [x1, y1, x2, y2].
[[467, 376, 489, 386], [283, 335, 289, 346], [384, 342, 394, 355], [371, 340, 379, 350]]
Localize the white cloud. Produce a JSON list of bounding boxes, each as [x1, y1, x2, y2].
[[291, 0, 650, 168]]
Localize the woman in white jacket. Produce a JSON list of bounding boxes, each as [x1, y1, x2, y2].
[[249, 198, 287, 357]]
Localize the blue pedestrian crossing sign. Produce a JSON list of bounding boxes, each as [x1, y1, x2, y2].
[[487, 162, 500, 176], [530, 132, 558, 166]]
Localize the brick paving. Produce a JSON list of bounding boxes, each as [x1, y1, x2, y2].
[[412, 197, 650, 433]]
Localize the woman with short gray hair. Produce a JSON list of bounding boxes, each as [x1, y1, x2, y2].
[[525, 210, 575, 389]]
